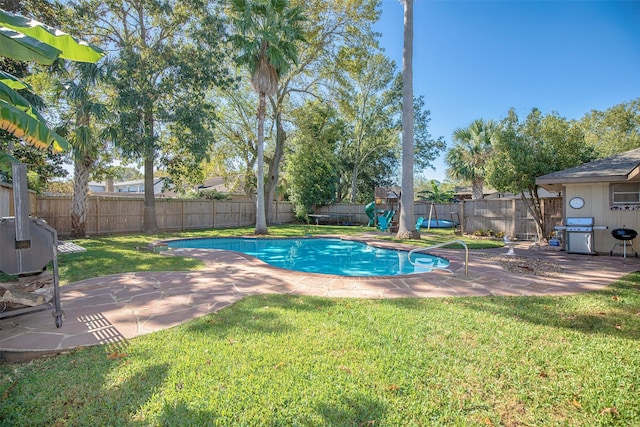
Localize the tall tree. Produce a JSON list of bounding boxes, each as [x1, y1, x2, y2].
[[209, 1, 378, 222], [487, 108, 595, 243], [396, 0, 419, 239], [334, 52, 398, 203], [262, 0, 379, 224], [446, 118, 497, 200], [75, 0, 231, 232], [54, 61, 108, 237], [285, 101, 341, 219], [229, 0, 306, 235], [206, 83, 258, 197]]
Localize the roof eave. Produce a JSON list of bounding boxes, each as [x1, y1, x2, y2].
[[536, 174, 634, 191], [628, 165, 640, 182]]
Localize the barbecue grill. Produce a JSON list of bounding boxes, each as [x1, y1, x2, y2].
[[610, 226, 637, 258], [0, 164, 63, 327], [554, 217, 607, 255]]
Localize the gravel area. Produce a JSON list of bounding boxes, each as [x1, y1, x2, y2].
[[475, 253, 564, 276]]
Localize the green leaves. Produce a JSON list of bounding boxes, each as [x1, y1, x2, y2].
[[580, 98, 640, 157], [417, 179, 454, 203], [0, 26, 60, 65], [0, 9, 104, 64], [229, 0, 306, 93], [488, 108, 595, 195], [446, 119, 498, 199], [286, 102, 340, 217], [0, 8, 103, 155]]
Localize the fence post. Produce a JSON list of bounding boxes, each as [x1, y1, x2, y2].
[[460, 200, 465, 234], [511, 199, 517, 238], [541, 198, 546, 239], [96, 197, 101, 235], [212, 200, 215, 229]]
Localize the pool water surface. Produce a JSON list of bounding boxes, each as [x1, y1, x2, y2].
[[167, 237, 450, 277]]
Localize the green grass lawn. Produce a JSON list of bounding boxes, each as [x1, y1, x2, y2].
[[2, 226, 637, 425]]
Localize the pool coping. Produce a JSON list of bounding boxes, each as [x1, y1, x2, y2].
[[156, 235, 461, 279]]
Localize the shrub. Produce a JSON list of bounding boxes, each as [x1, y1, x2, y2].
[[197, 188, 231, 200]]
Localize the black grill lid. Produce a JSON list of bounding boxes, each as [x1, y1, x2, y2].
[[611, 228, 637, 241]]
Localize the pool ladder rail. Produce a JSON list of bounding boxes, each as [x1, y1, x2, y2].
[[408, 240, 469, 277]]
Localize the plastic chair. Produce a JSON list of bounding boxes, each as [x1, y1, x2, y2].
[[415, 216, 424, 230], [377, 215, 389, 232]]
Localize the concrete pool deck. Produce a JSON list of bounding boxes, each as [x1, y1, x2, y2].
[[1, 236, 639, 361]]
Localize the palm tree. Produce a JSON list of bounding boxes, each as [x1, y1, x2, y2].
[[229, 0, 305, 234], [56, 62, 108, 238], [446, 119, 497, 199], [396, 0, 419, 239]]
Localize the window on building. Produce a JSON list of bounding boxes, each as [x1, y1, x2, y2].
[[611, 183, 640, 205]]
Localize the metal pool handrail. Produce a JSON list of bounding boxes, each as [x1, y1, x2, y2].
[[408, 240, 469, 276]]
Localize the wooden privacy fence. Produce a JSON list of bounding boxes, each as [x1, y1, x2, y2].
[[6, 189, 561, 240], [457, 198, 562, 239], [0, 182, 37, 217], [35, 195, 295, 236], [316, 198, 563, 240]]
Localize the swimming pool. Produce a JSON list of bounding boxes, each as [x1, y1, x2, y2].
[[167, 237, 450, 277]]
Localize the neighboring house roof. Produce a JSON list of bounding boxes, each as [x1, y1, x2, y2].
[[453, 185, 499, 197], [536, 148, 640, 191], [198, 177, 232, 193], [113, 179, 149, 187], [453, 185, 558, 200], [89, 179, 165, 193], [197, 176, 250, 196]]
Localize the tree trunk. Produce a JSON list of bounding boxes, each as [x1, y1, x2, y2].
[[255, 92, 268, 234], [142, 151, 158, 233], [71, 109, 92, 239], [471, 179, 484, 199], [396, 0, 419, 240], [265, 110, 286, 225], [520, 189, 547, 244], [142, 109, 158, 233], [70, 154, 91, 238], [350, 163, 359, 203]]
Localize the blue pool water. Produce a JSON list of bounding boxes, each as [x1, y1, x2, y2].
[[167, 238, 450, 277]]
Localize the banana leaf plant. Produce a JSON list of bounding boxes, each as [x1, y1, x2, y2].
[[0, 9, 103, 63], [0, 8, 104, 153]]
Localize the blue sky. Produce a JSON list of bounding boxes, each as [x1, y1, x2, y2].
[[374, 0, 640, 182]]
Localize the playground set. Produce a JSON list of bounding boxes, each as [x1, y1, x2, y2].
[[365, 186, 458, 232], [365, 187, 400, 232]]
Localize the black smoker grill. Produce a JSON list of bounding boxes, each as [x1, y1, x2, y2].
[[610, 226, 638, 258], [555, 217, 607, 255], [0, 164, 64, 327]]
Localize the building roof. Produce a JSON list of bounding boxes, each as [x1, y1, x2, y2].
[[536, 148, 640, 191], [198, 176, 248, 195]]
